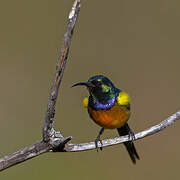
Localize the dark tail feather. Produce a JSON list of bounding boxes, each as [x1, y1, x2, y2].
[[117, 123, 140, 164]]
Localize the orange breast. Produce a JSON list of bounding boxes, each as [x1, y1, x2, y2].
[[88, 102, 130, 129]]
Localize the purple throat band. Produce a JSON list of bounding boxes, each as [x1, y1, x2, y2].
[[93, 96, 116, 110]]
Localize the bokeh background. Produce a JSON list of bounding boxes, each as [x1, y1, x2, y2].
[[0, 0, 180, 179]]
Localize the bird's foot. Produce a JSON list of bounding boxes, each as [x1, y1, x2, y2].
[[129, 129, 135, 141], [95, 137, 103, 152]]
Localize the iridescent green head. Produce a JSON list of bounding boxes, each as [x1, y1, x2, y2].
[[72, 75, 119, 104]]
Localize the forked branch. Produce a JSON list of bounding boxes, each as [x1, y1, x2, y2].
[[0, 0, 179, 172], [0, 0, 81, 171]]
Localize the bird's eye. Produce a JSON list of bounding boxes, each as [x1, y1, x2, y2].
[[92, 80, 102, 86]]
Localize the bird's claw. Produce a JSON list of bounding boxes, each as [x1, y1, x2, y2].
[[129, 129, 135, 141], [95, 137, 103, 152]]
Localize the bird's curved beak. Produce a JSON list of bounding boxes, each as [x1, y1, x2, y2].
[[72, 81, 94, 88]]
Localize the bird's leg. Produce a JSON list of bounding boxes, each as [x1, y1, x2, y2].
[[95, 128, 104, 151]]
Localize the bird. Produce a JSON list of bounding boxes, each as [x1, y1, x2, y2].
[[72, 75, 139, 164]]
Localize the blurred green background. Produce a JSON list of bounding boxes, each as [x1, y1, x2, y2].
[[0, 0, 180, 179]]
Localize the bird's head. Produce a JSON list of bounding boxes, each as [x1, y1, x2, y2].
[[72, 75, 118, 104]]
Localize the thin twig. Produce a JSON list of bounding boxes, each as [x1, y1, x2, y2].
[[64, 111, 180, 152], [43, 0, 81, 142]]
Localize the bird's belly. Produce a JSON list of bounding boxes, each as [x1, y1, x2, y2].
[[88, 103, 130, 129]]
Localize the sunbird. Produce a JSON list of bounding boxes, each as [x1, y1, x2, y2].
[[72, 75, 139, 164]]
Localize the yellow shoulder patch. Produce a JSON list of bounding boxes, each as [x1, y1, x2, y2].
[[82, 97, 88, 108], [117, 92, 130, 106]]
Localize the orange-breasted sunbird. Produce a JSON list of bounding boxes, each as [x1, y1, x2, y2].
[[72, 75, 139, 164]]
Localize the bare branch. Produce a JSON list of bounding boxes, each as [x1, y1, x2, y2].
[[0, 0, 179, 173], [0, 0, 81, 172], [1, 110, 179, 171], [64, 111, 180, 152], [0, 141, 50, 171], [0, 136, 71, 172], [43, 0, 81, 142]]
